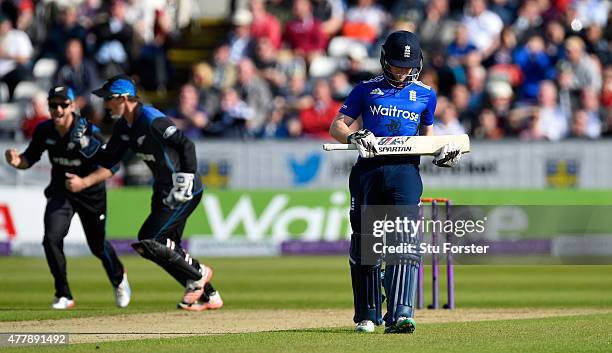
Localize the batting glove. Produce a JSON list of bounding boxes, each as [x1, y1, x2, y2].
[[69, 118, 100, 158], [433, 142, 462, 168], [163, 173, 195, 209], [348, 129, 378, 159]]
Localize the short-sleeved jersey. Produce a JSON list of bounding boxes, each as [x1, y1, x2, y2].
[[91, 103, 203, 196], [339, 75, 437, 137], [21, 117, 109, 207]]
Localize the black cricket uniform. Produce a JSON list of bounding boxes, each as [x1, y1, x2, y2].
[[21, 117, 124, 299], [87, 103, 204, 285]]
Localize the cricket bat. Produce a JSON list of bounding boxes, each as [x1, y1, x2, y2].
[[322, 134, 470, 156]]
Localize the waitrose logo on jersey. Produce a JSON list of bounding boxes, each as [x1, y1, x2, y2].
[[369, 105, 419, 121]]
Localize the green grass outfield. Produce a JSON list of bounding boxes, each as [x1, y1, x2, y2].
[[1, 256, 611, 352]]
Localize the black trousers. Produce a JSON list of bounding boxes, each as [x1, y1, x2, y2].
[[137, 190, 203, 286], [42, 194, 124, 299]]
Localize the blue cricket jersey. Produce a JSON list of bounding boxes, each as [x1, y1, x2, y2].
[[339, 75, 437, 137]]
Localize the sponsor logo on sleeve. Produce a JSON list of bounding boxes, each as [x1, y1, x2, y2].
[[163, 126, 177, 139]]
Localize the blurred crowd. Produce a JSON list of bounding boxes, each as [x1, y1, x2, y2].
[[1, 0, 611, 141]]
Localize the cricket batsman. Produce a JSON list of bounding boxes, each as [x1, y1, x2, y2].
[[69, 75, 222, 311], [329, 31, 462, 333], [4, 86, 129, 309]]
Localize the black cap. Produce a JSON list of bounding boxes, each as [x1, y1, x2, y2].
[[48, 86, 75, 101], [381, 31, 422, 68]]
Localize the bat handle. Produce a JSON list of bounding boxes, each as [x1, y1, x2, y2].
[[322, 144, 356, 151]]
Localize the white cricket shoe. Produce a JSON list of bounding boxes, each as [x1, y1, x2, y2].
[[114, 273, 131, 308], [52, 297, 75, 310], [355, 320, 375, 333]]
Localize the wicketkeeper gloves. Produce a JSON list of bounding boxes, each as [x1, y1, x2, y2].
[[432, 143, 462, 167], [163, 172, 195, 209], [348, 129, 378, 158], [70, 117, 101, 158]]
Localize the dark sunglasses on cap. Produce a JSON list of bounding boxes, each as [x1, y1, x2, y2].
[[49, 102, 71, 109], [104, 93, 127, 102]]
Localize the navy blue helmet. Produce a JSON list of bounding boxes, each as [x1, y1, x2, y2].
[[380, 31, 423, 88]]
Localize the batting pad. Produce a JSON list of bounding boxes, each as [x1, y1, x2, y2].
[[131, 239, 202, 282]]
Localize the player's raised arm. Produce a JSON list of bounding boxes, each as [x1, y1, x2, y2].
[[4, 148, 30, 169]]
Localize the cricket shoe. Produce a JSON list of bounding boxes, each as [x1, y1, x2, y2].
[[114, 272, 131, 308], [384, 317, 416, 334], [178, 283, 223, 312], [182, 264, 213, 305], [52, 297, 75, 310], [355, 320, 375, 333]]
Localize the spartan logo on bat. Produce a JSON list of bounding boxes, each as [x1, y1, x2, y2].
[[385, 117, 401, 135]]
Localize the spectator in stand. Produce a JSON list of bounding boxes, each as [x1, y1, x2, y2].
[[283, 0, 327, 62], [311, 0, 345, 37], [557, 36, 602, 93], [211, 44, 237, 90], [167, 84, 208, 140], [253, 37, 296, 96], [53, 39, 100, 110], [519, 112, 547, 140], [235, 58, 273, 133], [486, 80, 516, 134], [227, 8, 256, 65], [21, 92, 49, 139], [451, 84, 477, 128], [134, 9, 175, 91], [486, 26, 518, 66], [299, 78, 341, 138], [191, 62, 221, 119], [90, 0, 135, 77], [511, 0, 544, 42], [419, 0, 458, 53], [534, 80, 570, 141], [466, 66, 487, 115], [462, 0, 503, 57], [42, 5, 87, 61], [489, 0, 518, 26], [262, 72, 311, 139], [584, 25, 610, 65], [430, 50, 457, 97], [343, 45, 374, 85], [581, 88, 604, 123], [433, 103, 467, 135], [330, 71, 352, 101], [214, 87, 254, 138], [513, 35, 556, 101], [447, 24, 478, 67], [0, 13, 33, 101], [250, 0, 282, 49], [570, 109, 601, 139], [473, 108, 504, 140], [342, 0, 388, 47], [543, 20, 566, 65], [78, 0, 104, 30], [17, 0, 42, 47], [277, 73, 313, 121]]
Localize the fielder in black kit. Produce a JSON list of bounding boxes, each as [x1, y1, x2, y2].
[[71, 75, 222, 311], [4, 86, 130, 310]]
